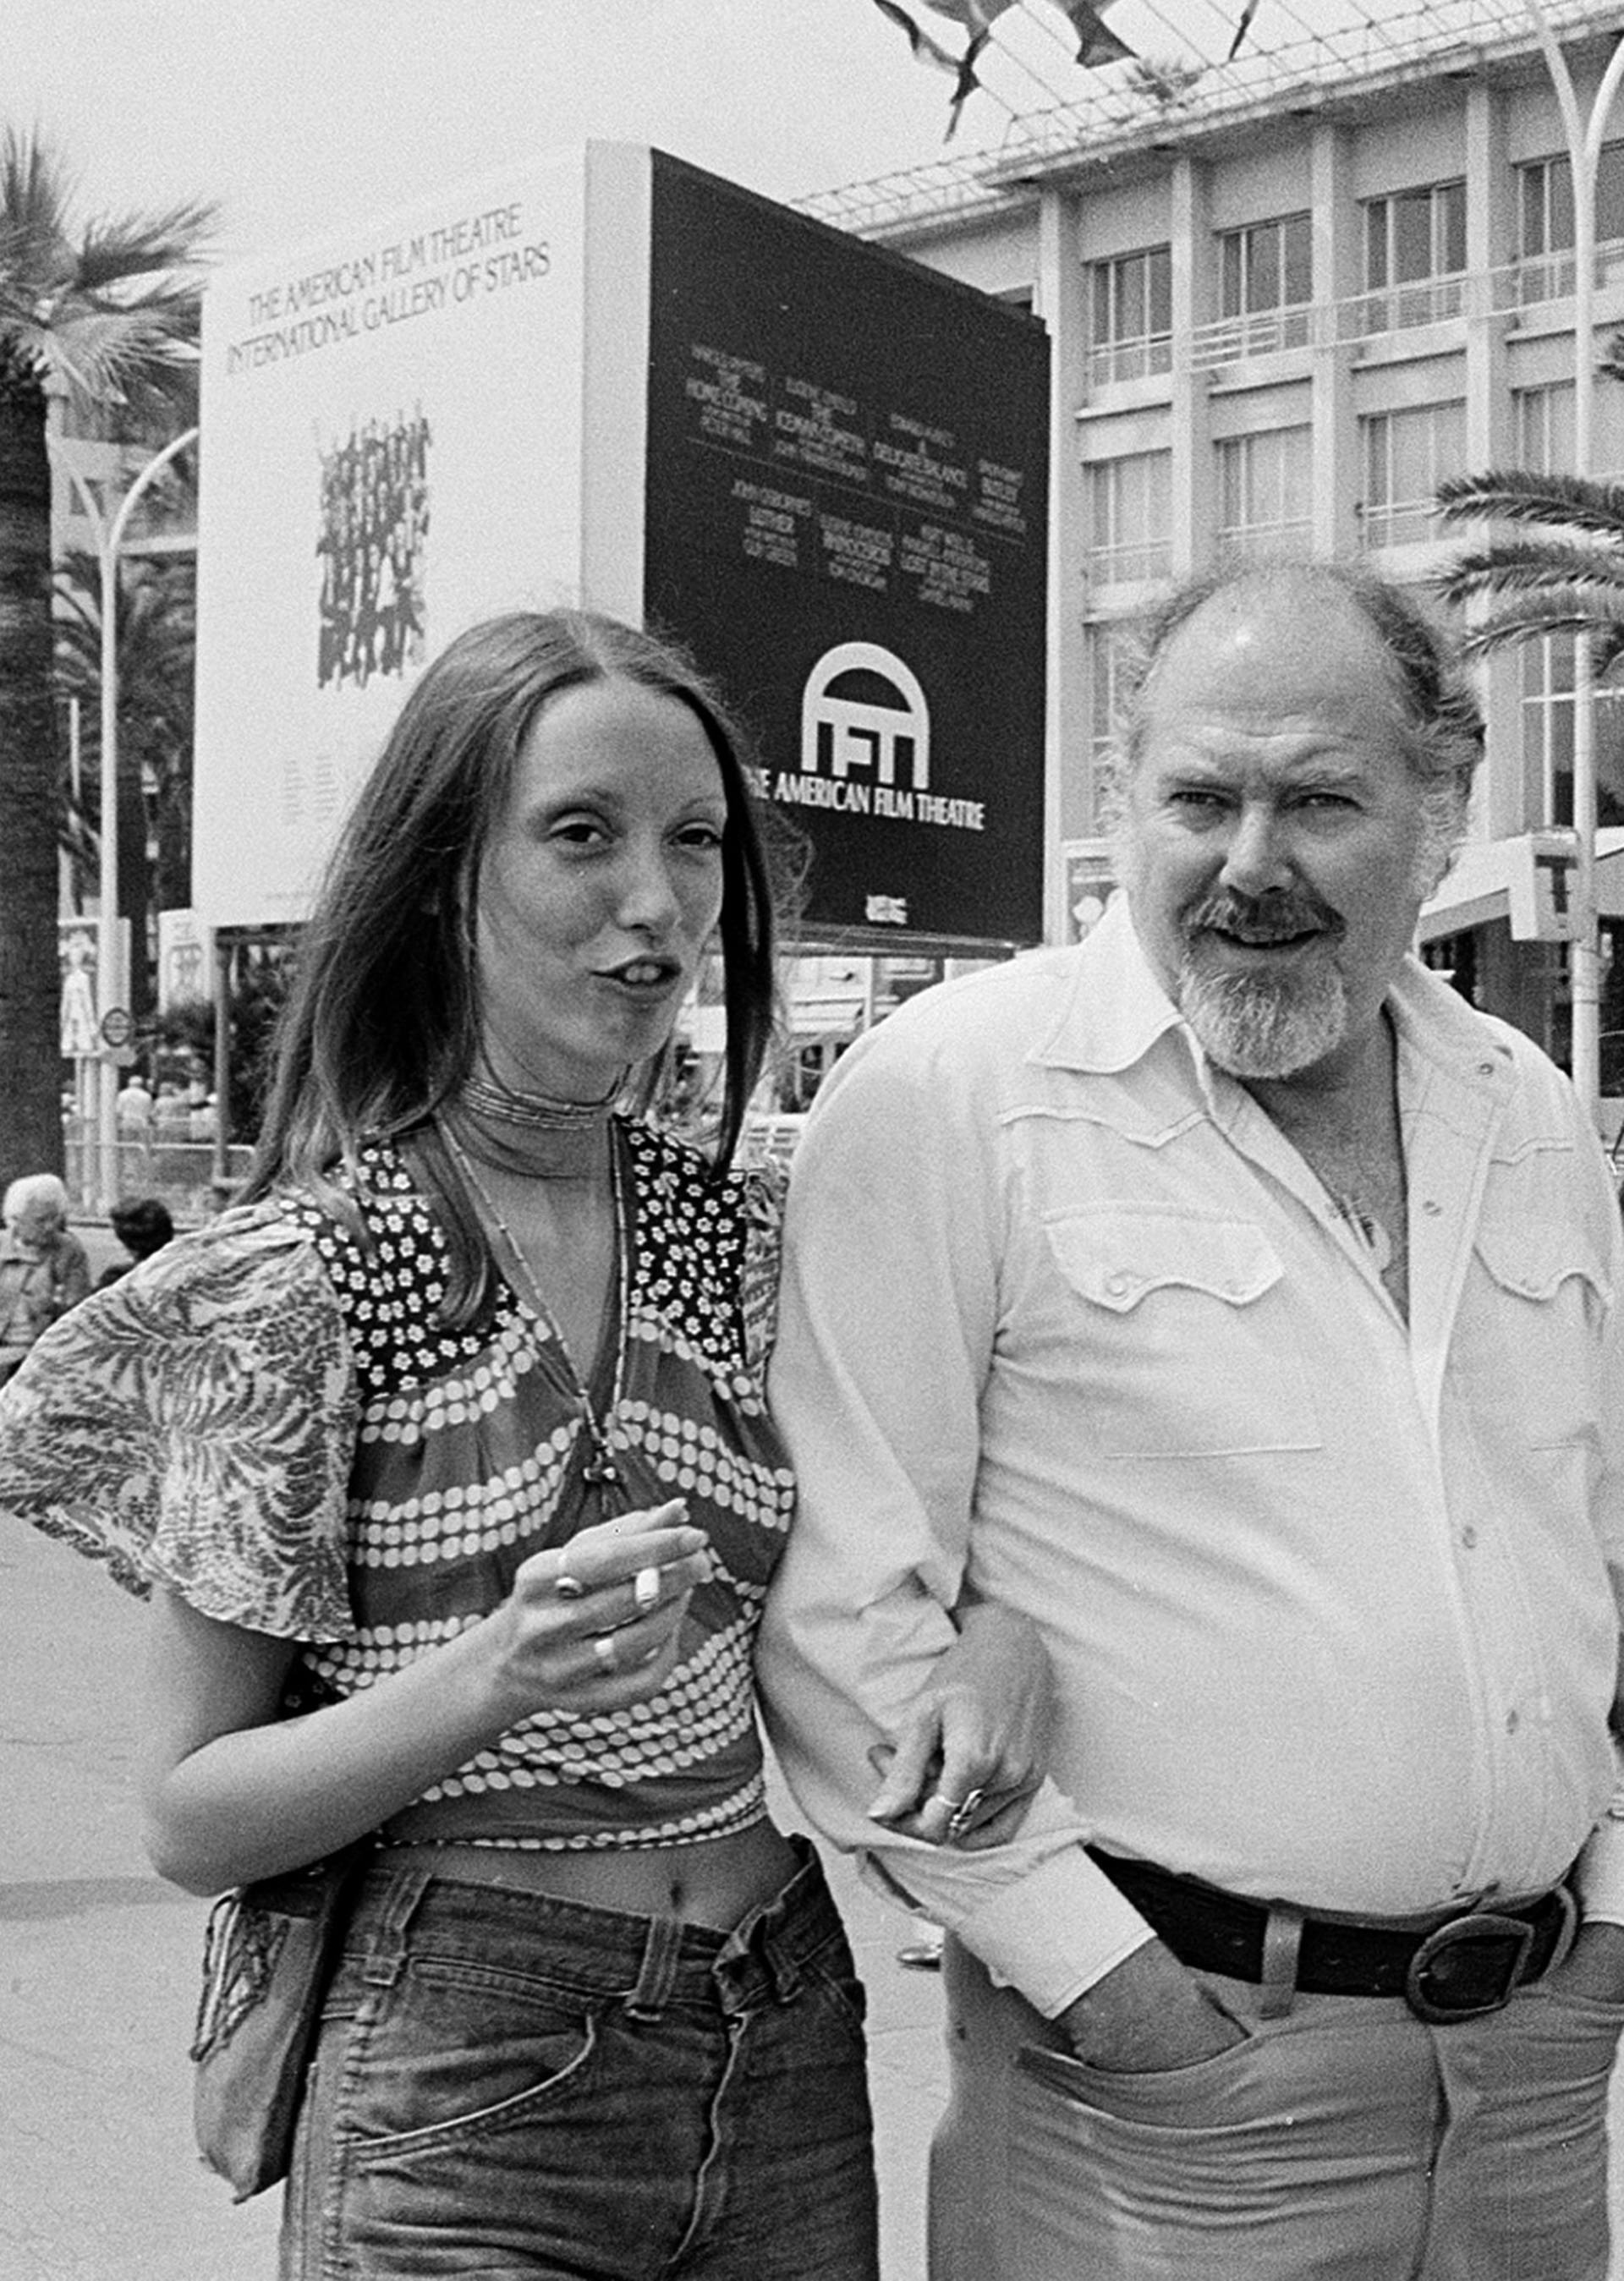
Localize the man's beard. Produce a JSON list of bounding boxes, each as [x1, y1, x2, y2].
[[1171, 886, 1348, 1079], [1177, 957, 1348, 1079]]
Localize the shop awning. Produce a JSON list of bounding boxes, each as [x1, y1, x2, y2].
[[1418, 829, 1624, 945]]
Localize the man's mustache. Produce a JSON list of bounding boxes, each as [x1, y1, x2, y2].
[[1184, 889, 1342, 943]]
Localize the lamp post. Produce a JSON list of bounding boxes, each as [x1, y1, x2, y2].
[[47, 424, 198, 1209], [1521, 5, 1624, 1125]]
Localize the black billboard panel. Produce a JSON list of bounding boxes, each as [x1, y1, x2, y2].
[[644, 153, 1049, 949]]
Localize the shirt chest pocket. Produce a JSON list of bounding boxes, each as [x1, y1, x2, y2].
[[1040, 1208, 1323, 1461], [1464, 1217, 1611, 1449]]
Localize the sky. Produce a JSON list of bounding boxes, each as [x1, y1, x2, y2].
[[5, 0, 1003, 266]]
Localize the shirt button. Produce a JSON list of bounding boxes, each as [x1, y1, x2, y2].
[[1477, 1061, 1495, 1077], [1105, 1270, 1133, 1297], [1421, 1199, 1442, 1217], [1461, 1524, 1479, 1549]]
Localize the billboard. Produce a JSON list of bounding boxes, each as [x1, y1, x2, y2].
[[192, 155, 590, 925], [643, 156, 1049, 948], [191, 148, 1049, 949]]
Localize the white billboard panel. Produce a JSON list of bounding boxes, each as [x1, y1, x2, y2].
[[193, 153, 594, 926]]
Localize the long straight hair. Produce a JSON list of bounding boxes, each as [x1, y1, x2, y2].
[[243, 611, 782, 1305]]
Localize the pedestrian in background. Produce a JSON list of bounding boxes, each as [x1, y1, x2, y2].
[[115, 1073, 155, 1135], [760, 561, 1624, 2281], [96, 1197, 176, 1287], [0, 608, 1043, 2280], [0, 1175, 91, 1387]]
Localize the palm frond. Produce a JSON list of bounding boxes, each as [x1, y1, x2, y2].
[[1435, 468, 1624, 540], [0, 223, 71, 298], [77, 205, 217, 290], [31, 305, 194, 410], [1454, 587, 1624, 658], [1436, 538, 1624, 606], [0, 127, 78, 239], [0, 128, 212, 419]]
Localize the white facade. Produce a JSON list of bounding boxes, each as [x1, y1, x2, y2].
[[824, 14, 1624, 1065]]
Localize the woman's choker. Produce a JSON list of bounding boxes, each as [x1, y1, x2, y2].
[[460, 1068, 626, 1132], [448, 1069, 627, 1182]]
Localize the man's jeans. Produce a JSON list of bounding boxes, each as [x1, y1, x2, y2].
[[282, 1836, 878, 2279], [931, 1934, 1624, 2280]]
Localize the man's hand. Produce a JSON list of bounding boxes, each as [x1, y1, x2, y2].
[[1546, 1920, 1624, 2005], [1057, 1938, 1250, 2074]]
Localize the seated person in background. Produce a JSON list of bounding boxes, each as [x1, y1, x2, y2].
[[0, 1175, 91, 1386]]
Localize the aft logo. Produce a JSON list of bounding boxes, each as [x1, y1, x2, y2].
[[800, 642, 930, 806]]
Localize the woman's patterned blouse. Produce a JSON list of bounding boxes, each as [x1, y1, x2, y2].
[[0, 1125, 797, 1851]]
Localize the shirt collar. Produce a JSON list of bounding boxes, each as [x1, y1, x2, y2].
[[1031, 895, 1193, 1079], [1029, 890, 1515, 1105]]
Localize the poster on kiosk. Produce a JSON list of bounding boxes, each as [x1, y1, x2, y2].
[[192, 146, 1050, 951]]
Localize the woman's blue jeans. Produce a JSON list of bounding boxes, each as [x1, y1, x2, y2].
[[282, 1835, 879, 2280]]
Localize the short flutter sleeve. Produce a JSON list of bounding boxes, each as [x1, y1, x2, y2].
[[739, 1160, 787, 1385], [0, 1205, 359, 1642]]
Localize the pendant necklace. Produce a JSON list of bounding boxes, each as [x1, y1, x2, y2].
[[1334, 1194, 1396, 1277], [443, 1124, 629, 1490]]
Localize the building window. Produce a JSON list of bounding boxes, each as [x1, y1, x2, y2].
[[1087, 619, 1141, 826], [1521, 638, 1624, 828], [1512, 381, 1576, 473], [1358, 401, 1464, 548], [1515, 143, 1624, 302], [1087, 244, 1172, 385], [1216, 214, 1312, 354], [1215, 428, 1312, 560], [1086, 452, 1171, 585], [1358, 180, 1467, 331]]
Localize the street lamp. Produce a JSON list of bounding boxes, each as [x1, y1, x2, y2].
[[1521, 3, 1624, 1125], [47, 424, 199, 1210]]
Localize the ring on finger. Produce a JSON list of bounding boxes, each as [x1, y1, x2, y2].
[[592, 1631, 618, 1672], [633, 1565, 661, 1612], [946, 1786, 986, 1839], [555, 1568, 585, 1602]]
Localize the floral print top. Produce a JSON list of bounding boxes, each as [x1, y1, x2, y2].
[[0, 1124, 797, 1851]]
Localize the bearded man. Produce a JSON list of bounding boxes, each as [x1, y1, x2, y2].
[[756, 562, 1624, 2281]]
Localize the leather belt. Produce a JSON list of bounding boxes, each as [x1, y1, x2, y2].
[[1087, 1846, 1577, 2023]]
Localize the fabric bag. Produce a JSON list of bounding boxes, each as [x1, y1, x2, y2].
[[190, 1842, 373, 2201]]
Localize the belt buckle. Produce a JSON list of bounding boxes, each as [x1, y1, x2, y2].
[[1403, 1910, 1535, 2025]]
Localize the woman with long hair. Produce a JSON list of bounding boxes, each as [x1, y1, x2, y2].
[[0, 609, 1042, 2278]]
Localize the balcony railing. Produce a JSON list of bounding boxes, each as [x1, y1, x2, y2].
[[1215, 519, 1314, 564], [1085, 237, 1624, 395], [1355, 498, 1446, 549], [1343, 274, 1469, 336], [1084, 333, 1175, 388], [1188, 306, 1314, 366], [1084, 540, 1174, 586]]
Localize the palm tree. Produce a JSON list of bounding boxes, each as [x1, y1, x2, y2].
[[0, 126, 213, 1184], [54, 548, 196, 1025], [1433, 469, 1624, 669], [1434, 469, 1624, 1091]]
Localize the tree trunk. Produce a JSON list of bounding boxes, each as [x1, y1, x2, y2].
[[0, 371, 67, 1184]]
